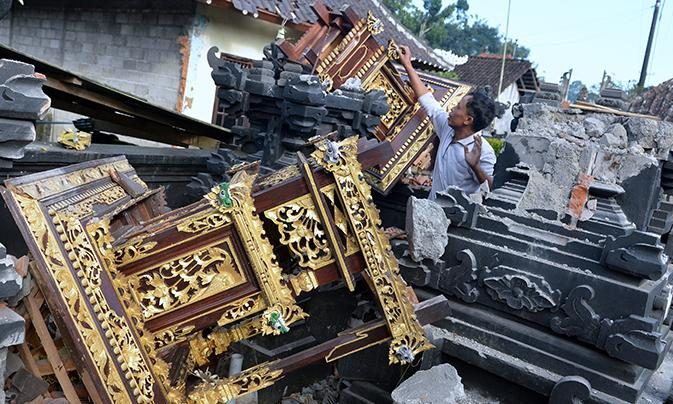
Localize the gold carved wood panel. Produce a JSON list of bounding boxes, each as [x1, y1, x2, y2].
[[312, 137, 432, 364], [315, 12, 388, 90], [128, 238, 247, 320], [263, 184, 359, 271], [2, 156, 172, 403]]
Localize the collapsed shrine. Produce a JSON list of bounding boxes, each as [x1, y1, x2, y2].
[[0, 2, 672, 403]]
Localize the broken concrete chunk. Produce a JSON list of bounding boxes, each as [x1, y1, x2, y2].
[[584, 116, 606, 138], [542, 140, 584, 191], [406, 196, 449, 263], [420, 325, 449, 370], [0, 261, 21, 301], [517, 170, 568, 219], [391, 364, 466, 404], [599, 123, 627, 148], [623, 117, 658, 149], [506, 135, 551, 171]]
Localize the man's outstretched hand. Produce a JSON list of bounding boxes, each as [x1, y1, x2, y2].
[[399, 45, 412, 68], [463, 134, 483, 168]]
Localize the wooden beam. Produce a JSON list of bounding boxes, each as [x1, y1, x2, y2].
[[17, 342, 41, 378], [25, 293, 81, 404], [267, 295, 450, 375]]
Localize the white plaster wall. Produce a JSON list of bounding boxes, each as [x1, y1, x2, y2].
[[493, 82, 520, 135], [180, 5, 282, 122]]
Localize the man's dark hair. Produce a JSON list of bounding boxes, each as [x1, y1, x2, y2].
[[466, 91, 496, 132]]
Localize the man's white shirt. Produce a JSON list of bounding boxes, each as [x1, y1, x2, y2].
[[418, 93, 496, 200]]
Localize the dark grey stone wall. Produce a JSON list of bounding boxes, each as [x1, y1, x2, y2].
[[0, 1, 195, 109]]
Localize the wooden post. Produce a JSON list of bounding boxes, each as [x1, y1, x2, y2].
[[24, 292, 81, 404]]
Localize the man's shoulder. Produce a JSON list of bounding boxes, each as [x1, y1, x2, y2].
[[481, 136, 497, 161]]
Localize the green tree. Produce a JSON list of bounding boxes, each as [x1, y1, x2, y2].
[[382, 0, 530, 60]]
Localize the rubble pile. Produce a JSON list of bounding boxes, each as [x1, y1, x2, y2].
[[389, 99, 673, 402], [391, 364, 466, 404], [501, 103, 673, 218]]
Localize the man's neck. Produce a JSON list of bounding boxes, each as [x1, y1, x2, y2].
[[453, 127, 476, 141]]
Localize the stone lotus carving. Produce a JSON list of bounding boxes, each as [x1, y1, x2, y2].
[[483, 273, 561, 313]]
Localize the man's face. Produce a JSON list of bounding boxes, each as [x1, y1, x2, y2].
[[448, 95, 473, 130]]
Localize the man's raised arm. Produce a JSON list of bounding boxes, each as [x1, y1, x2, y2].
[[398, 46, 429, 100]]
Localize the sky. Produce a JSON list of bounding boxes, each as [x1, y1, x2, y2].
[[440, 0, 672, 88]]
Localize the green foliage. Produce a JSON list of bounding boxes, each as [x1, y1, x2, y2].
[[433, 70, 460, 80], [485, 137, 506, 156], [381, 0, 530, 59]]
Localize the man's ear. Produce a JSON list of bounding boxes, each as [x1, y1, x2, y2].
[[464, 115, 474, 127]]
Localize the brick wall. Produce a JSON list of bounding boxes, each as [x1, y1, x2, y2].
[[0, 1, 195, 110]]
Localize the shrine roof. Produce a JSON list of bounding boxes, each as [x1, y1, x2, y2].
[[630, 78, 673, 122], [452, 55, 538, 95], [223, 0, 465, 72]]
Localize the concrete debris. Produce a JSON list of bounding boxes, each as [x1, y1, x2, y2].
[[516, 170, 568, 219], [599, 123, 627, 148], [583, 116, 606, 138], [391, 364, 466, 404], [0, 256, 22, 300], [623, 117, 659, 150], [507, 103, 667, 215], [405, 196, 449, 262], [282, 375, 339, 404]]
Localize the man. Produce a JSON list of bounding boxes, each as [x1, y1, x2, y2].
[[399, 46, 497, 200]]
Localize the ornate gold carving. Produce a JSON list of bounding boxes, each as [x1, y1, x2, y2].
[[188, 363, 283, 403], [260, 303, 309, 336], [387, 39, 400, 60], [264, 194, 333, 270], [365, 71, 408, 129], [114, 238, 158, 266], [87, 220, 174, 400], [289, 270, 319, 295], [366, 11, 384, 35], [130, 240, 246, 319], [191, 315, 267, 366], [48, 183, 128, 219], [315, 18, 368, 76], [322, 186, 359, 255], [53, 213, 157, 402], [17, 159, 133, 199], [204, 170, 305, 320], [154, 325, 196, 350], [312, 137, 432, 364], [177, 210, 232, 234], [318, 72, 334, 92], [255, 164, 301, 189], [264, 184, 359, 272], [298, 153, 355, 291], [11, 192, 131, 403], [216, 293, 266, 327]]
